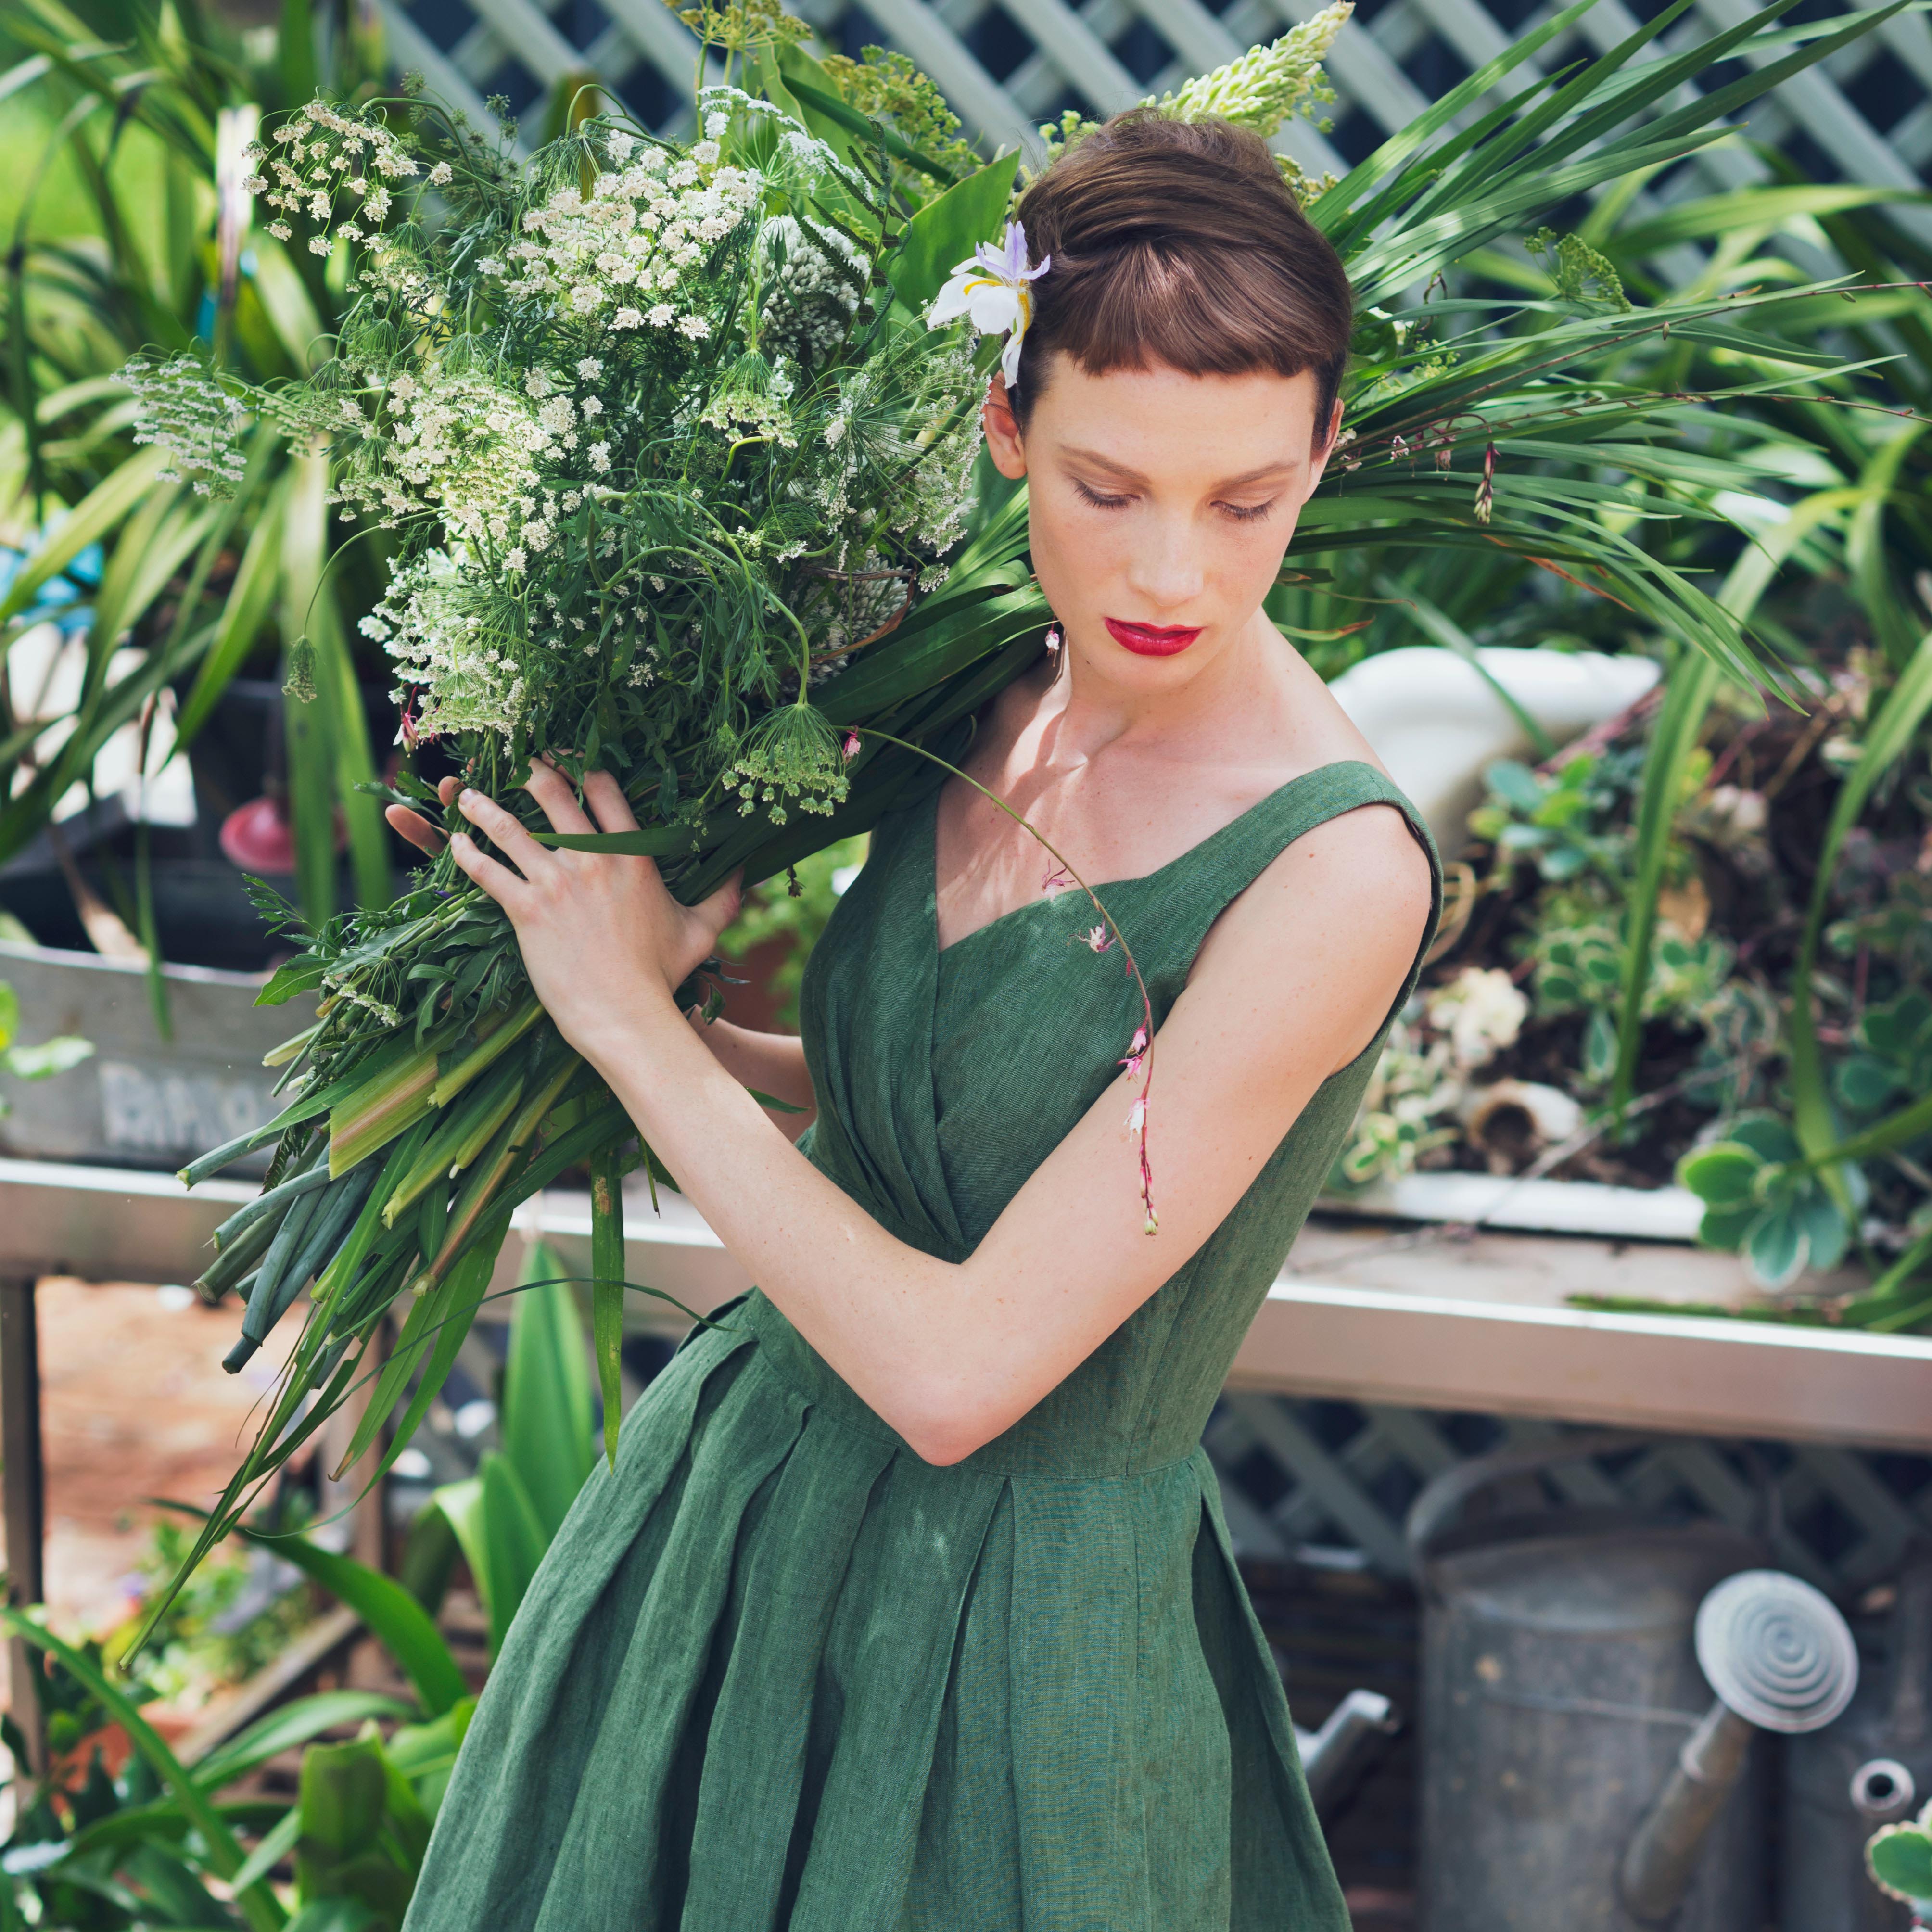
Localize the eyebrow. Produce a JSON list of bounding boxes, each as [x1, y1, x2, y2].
[[1059, 446, 1300, 491]]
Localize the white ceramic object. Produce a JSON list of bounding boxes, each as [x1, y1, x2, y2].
[[1326, 645, 1661, 857], [1317, 1169, 1706, 1242]]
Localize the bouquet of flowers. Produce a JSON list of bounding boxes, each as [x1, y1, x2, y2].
[[132, 0, 1900, 1637]]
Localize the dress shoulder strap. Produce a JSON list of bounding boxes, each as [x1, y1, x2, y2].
[[1141, 759, 1444, 1022]]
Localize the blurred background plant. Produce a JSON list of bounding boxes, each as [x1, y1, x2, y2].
[[0, 969, 92, 1106], [0, 1525, 471, 1931], [0, 0, 433, 1010]]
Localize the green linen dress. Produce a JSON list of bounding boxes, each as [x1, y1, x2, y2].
[[402, 755, 1442, 1932]]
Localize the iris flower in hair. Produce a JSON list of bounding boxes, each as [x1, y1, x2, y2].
[[925, 221, 1051, 388]]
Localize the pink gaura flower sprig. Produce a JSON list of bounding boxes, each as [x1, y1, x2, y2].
[[851, 717, 1162, 1236]]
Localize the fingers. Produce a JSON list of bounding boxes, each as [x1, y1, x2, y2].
[[523, 757, 597, 835], [694, 867, 745, 945], [457, 787, 549, 876], [581, 768, 639, 833], [384, 802, 446, 856], [448, 827, 533, 911]]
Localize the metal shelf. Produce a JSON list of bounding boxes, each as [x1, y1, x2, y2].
[[8, 1155, 1921, 1452]]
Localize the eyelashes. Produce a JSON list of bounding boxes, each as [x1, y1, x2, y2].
[[1068, 477, 1277, 524]]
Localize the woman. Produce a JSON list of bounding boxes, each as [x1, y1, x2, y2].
[[394, 112, 1440, 1932]]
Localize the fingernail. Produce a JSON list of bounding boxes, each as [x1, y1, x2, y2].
[[459, 788, 478, 806]]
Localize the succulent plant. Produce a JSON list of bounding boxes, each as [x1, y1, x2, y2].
[[1867, 1804, 1932, 1919]]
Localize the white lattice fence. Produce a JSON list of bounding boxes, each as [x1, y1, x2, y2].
[[1206, 1394, 1932, 1594], [376, 0, 1932, 255]]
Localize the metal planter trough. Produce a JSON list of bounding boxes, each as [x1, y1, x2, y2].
[[0, 940, 316, 1178]]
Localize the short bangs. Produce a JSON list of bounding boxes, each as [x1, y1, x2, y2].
[[1011, 112, 1352, 441]]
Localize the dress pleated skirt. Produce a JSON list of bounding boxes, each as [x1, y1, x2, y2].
[[400, 1296, 1345, 1932]]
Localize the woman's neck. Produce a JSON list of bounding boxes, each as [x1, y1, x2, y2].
[[1039, 607, 1298, 770]]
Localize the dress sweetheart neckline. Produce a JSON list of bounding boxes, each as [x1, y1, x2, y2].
[[928, 755, 1386, 962]]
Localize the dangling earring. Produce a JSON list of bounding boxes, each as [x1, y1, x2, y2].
[[1044, 625, 1064, 685]]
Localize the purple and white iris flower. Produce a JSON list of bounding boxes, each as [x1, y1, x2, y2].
[[924, 221, 1051, 389]]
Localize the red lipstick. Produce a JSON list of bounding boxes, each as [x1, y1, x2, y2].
[[1105, 618, 1202, 657]]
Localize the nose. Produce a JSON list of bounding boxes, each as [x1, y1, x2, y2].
[[1121, 508, 1206, 615]]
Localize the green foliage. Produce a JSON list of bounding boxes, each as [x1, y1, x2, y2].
[[1676, 1111, 1854, 1292], [1833, 989, 1932, 1118], [501, 1237, 597, 1528], [1525, 226, 1630, 311], [1469, 751, 1634, 884], [417, 1239, 601, 1657], [112, 1514, 322, 1709], [1, 0, 395, 929], [0, 1515, 474, 1928], [225, 1519, 469, 1719], [292, 1730, 431, 1932], [1867, 1806, 1932, 1907], [818, 46, 978, 196]]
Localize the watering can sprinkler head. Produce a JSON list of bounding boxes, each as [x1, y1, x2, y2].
[[1853, 1758, 1918, 1824], [1622, 1569, 1859, 1924]]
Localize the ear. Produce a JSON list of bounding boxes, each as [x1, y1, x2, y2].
[[982, 373, 1028, 481], [1306, 396, 1345, 490]]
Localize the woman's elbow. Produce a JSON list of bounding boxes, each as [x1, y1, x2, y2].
[[889, 1383, 1008, 1468]]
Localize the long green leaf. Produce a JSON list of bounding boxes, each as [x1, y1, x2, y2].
[[476, 1452, 548, 1658], [0, 444, 169, 624], [589, 1154, 624, 1471], [1376, 578, 1556, 758], [1610, 647, 1720, 1119], [1608, 183, 1932, 259], [1310, 0, 1616, 236], [503, 1235, 595, 1529], [226, 1524, 468, 1717], [229, 1806, 302, 1896], [885, 151, 1021, 314], [1786, 626, 1932, 1206], [351, 1234, 503, 1482], [191, 1689, 413, 1790], [177, 461, 292, 743]]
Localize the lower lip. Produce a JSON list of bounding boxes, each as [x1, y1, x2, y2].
[[1105, 619, 1203, 657]]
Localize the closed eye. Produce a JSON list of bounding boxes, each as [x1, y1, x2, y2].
[[1071, 477, 1134, 511], [1218, 499, 1277, 523]]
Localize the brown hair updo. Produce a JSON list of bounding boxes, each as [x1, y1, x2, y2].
[[1009, 112, 1352, 447]]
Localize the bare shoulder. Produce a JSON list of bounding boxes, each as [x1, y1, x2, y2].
[[1193, 793, 1436, 1070], [1249, 799, 1432, 949]]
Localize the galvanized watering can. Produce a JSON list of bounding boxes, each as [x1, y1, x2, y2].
[[1783, 1550, 1932, 1930], [1409, 1433, 1859, 1931]]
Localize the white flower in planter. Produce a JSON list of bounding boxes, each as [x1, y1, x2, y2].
[[1426, 966, 1529, 1071]]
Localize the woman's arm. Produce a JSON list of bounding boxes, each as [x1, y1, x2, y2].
[[447, 765, 1432, 1465], [684, 1011, 816, 1141]]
